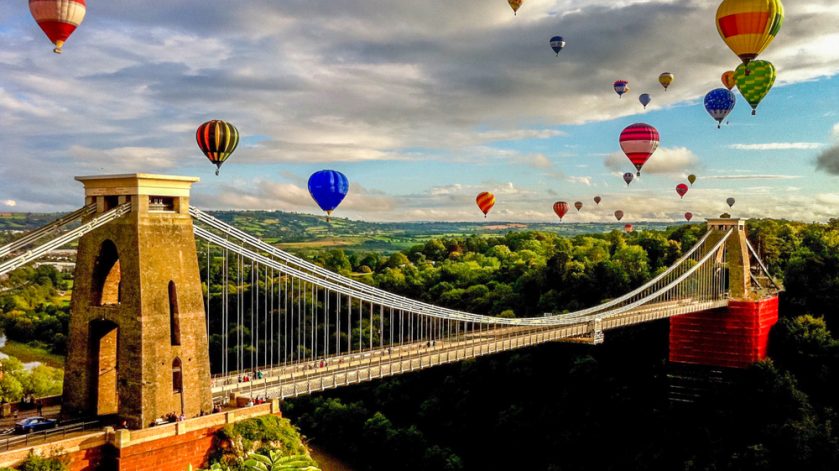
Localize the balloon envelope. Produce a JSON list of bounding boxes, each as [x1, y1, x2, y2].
[[676, 183, 689, 199], [688, 174, 697, 185], [639, 93, 652, 109], [624, 224, 634, 233], [476, 192, 496, 217], [685, 212, 693, 222], [508, 0, 524, 14], [196, 120, 240, 175], [29, 0, 86, 53], [553, 201, 569, 221], [614, 210, 624, 221], [308, 170, 350, 215], [613, 80, 629, 98], [623, 172, 634, 186], [550, 36, 565, 55], [619, 123, 659, 176], [659, 72, 674, 90], [594, 196, 602, 205], [722, 70, 737, 90], [726, 197, 736, 208], [716, 0, 784, 65], [574, 201, 583, 212], [735, 60, 776, 115], [704, 88, 736, 128]]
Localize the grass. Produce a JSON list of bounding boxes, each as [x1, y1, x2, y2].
[[0, 340, 64, 368]]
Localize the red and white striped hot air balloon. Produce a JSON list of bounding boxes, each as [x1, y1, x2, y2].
[[619, 123, 660, 177], [29, 0, 86, 54]]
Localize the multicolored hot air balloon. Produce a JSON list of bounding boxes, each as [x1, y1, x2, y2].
[[722, 70, 737, 90], [619, 123, 659, 176], [550, 36, 565, 55], [704, 88, 737, 128], [624, 224, 634, 233], [676, 183, 689, 199], [716, 0, 784, 67], [29, 0, 87, 54], [553, 201, 569, 221], [688, 174, 697, 185], [623, 172, 634, 186], [639, 93, 652, 109], [508, 0, 524, 15], [594, 196, 602, 205], [476, 192, 496, 218], [614, 210, 624, 221], [684, 212, 693, 222], [613, 80, 630, 98], [735, 60, 776, 115], [574, 201, 583, 212], [659, 72, 674, 91], [309, 170, 349, 219], [727, 197, 736, 208], [196, 120, 240, 175]]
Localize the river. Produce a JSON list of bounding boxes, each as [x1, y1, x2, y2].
[[309, 443, 355, 471], [0, 335, 42, 370]]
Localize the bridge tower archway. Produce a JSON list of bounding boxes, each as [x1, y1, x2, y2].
[[63, 174, 212, 429]]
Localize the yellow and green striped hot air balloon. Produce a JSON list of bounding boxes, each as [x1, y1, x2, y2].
[[734, 60, 776, 115], [196, 120, 240, 175], [716, 0, 784, 66]]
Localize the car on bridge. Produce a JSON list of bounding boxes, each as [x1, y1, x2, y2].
[[14, 416, 57, 434]]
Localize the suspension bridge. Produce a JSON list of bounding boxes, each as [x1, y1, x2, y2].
[[0, 174, 779, 428]]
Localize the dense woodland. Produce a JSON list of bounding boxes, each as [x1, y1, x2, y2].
[[1, 218, 838, 468]]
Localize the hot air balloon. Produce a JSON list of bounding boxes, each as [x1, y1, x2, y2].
[[624, 224, 634, 233], [716, 0, 784, 68], [553, 201, 569, 221], [550, 36, 565, 55], [659, 72, 674, 91], [508, 0, 524, 15], [688, 174, 697, 185], [722, 70, 737, 90], [476, 192, 496, 218], [684, 212, 693, 222], [676, 183, 689, 199], [726, 197, 736, 208], [704, 88, 737, 128], [614, 210, 624, 221], [594, 196, 602, 205], [574, 201, 583, 212], [639, 93, 652, 109], [735, 60, 776, 115], [196, 120, 240, 175], [308, 170, 349, 219], [29, 0, 87, 54], [619, 123, 660, 176], [613, 80, 629, 98], [623, 172, 634, 186]]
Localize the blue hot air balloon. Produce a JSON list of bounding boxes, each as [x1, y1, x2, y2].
[[308, 170, 349, 219], [549, 36, 565, 56], [704, 88, 736, 129], [639, 93, 652, 109]]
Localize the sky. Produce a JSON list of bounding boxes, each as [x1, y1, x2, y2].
[[1, 0, 838, 223]]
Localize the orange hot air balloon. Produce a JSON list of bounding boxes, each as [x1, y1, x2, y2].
[[722, 70, 737, 90], [476, 192, 496, 218], [716, 0, 784, 67], [29, 0, 87, 54], [684, 212, 693, 222], [508, 0, 524, 15], [624, 224, 634, 233], [614, 210, 624, 221], [574, 201, 583, 212], [553, 201, 569, 221], [676, 183, 689, 199]]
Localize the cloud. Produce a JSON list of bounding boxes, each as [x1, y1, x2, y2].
[[816, 144, 839, 175], [727, 143, 824, 151], [832, 123, 839, 139], [604, 147, 698, 175], [702, 175, 802, 181], [566, 176, 592, 186], [2, 200, 16, 207], [519, 153, 553, 169]]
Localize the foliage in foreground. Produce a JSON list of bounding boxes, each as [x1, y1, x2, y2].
[[0, 450, 68, 471], [207, 415, 318, 471]]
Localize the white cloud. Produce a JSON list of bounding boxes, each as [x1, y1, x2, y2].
[[727, 143, 824, 151], [832, 123, 839, 140], [2, 200, 16, 207], [604, 147, 698, 175], [702, 175, 802, 181], [567, 176, 593, 186]]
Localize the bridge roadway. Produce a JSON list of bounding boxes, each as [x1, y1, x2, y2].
[[211, 298, 728, 401]]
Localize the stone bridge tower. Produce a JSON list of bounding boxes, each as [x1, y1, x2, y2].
[[705, 217, 751, 299], [63, 174, 212, 428]]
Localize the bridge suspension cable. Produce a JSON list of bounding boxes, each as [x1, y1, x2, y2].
[[0, 204, 95, 259]]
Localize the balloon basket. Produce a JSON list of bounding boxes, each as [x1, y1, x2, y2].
[[752, 110, 756, 116]]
